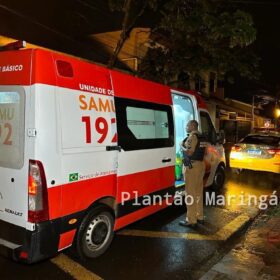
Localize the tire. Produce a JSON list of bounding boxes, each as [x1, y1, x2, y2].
[[212, 165, 225, 190], [75, 205, 114, 259]]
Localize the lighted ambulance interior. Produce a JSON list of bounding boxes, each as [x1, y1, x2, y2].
[[172, 94, 195, 187]]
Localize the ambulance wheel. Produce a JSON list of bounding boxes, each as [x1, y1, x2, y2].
[[76, 205, 114, 258], [212, 165, 225, 190]]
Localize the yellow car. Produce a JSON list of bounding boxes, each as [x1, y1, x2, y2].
[[230, 134, 280, 174]]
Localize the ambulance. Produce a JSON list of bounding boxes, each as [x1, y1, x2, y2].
[[0, 41, 225, 263]]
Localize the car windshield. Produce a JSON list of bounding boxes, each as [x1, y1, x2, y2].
[[240, 135, 280, 146]]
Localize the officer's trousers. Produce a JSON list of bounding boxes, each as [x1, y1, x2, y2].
[[184, 161, 205, 224]]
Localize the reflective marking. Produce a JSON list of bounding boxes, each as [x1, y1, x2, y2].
[[118, 214, 252, 241], [213, 214, 251, 241], [69, 218, 77, 225], [118, 229, 214, 240], [51, 254, 103, 280]]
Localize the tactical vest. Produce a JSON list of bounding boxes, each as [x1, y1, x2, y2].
[[189, 133, 206, 161]]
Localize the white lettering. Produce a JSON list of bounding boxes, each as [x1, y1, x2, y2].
[[120, 190, 278, 209], [133, 191, 141, 206], [174, 195, 184, 206], [0, 64, 23, 72], [259, 195, 268, 210], [185, 194, 194, 206], [216, 195, 226, 206], [205, 192, 216, 206], [121, 192, 131, 205], [248, 194, 258, 206], [79, 83, 114, 96], [239, 191, 246, 206], [164, 193, 173, 206], [227, 194, 236, 206], [142, 196, 151, 206], [269, 191, 278, 206]]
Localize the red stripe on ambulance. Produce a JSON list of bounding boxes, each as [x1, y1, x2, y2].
[[48, 174, 117, 219], [115, 200, 171, 230], [116, 166, 174, 203]]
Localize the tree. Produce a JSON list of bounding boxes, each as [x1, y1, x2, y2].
[[138, 0, 260, 86], [107, 0, 157, 68]]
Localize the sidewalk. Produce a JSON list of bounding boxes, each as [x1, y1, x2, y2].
[[200, 205, 280, 280]]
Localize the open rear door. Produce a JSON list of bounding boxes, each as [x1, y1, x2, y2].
[[172, 90, 198, 187]]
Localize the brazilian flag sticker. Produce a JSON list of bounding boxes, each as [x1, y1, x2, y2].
[[69, 173, 79, 182]]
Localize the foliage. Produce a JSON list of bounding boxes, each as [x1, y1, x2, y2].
[[138, 0, 260, 85], [108, 0, 158, 12], [107, 0, 158, 68]]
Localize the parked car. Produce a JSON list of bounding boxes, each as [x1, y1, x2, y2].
[[230, 133, 280, 174]]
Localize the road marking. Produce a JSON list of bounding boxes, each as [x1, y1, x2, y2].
[[118, 229, 215, 240], [118, 213, 253, 241], [213, 214, 251, 241], [50, 212, 258, 279], [51, 254, 103, 280]]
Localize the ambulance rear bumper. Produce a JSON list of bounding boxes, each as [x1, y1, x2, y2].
[[0, 218, 61, 263], [0, 238, 21, 259]]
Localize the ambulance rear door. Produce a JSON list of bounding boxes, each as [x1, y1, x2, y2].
[[0, 49, 33, 229], [171, 90, 198, 186]]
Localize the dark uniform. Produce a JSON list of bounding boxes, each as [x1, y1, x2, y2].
[[183, 131, 206, 224]]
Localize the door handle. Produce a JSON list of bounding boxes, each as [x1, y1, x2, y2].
[[106, 145, 121, 152], [162, 158, 171, 163]]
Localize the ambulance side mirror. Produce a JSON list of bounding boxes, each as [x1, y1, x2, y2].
[[217, 130, 226, 145], [203, 130, 217, 145]]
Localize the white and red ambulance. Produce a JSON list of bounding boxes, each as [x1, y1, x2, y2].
[[0, 42, 225, 263]]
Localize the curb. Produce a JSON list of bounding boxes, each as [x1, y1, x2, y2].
[[198, 207, 261, 280]]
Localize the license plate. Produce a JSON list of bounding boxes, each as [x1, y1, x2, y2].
[[247, 149, 261, 155]]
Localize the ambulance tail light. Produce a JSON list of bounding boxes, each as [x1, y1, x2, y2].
[[28, 160, 49, 223]]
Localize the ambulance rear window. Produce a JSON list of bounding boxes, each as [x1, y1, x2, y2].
[[0, 87, 25, 169]]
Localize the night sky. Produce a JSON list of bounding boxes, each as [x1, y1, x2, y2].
[[0, 0, 280, 105], [226, 0, 280, 103]]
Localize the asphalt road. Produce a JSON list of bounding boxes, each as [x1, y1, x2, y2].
[[1, 169, 279, 280]]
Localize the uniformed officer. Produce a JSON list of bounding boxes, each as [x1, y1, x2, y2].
[[179, 120, 206, 228]]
